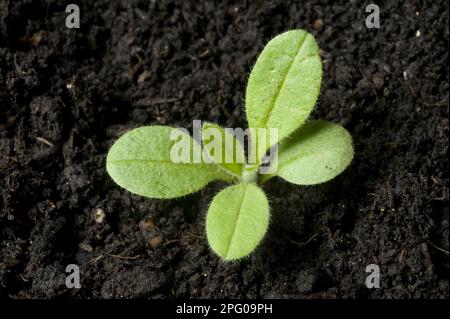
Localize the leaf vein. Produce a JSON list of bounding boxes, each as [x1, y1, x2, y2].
[[224, 184, 248, 258], [259, 32, 308, 129]]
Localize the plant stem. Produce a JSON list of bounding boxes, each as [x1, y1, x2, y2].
[[241, 164, 259, 183]]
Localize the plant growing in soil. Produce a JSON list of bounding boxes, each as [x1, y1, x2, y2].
[[106, 29, 354, 261]]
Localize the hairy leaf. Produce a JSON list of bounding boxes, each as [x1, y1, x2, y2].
[[106, 126, 231, 199], [206, 183, 269, 260], [202, 122, 245, 177], [273, 120, 354, 185], [246, 29, 322, 145]]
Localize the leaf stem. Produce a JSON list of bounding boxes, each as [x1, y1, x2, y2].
[[241, 164, 259, 183]]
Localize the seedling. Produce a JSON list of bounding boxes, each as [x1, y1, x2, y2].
[[106, 30, 354, 261]]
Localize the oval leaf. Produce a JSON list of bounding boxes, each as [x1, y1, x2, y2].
[[202, 122, 245, 177], [206, 183, 269, 260], [106, 126, 230, 199], [245, 29, 322, 144], [275, 120, 354, 185]]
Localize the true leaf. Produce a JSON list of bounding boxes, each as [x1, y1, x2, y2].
[[273, 120, 354, 185], [246, 29, 322, 146], [202, 122, 245, 177], [106, 126, 231, 199], [206, 183, 269, 260]]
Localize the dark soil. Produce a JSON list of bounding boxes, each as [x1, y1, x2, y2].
[[0, 0, 448, 299]]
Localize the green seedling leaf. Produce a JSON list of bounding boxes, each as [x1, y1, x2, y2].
[[272, 120, 354, 185], [202, 122, 245, 177], [206, 183, 269, 260], [106, 126, 231, 199], [246, 29, 322, 146], [105, 29, 355, 261]]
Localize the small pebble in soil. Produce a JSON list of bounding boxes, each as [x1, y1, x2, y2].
[[137, 70, 151, 83], [148, 236, 163, 249], [79, 242, 93, 252], [313, 18, 324, 31], [94, 208, 106, 224], [139, 217, 156, 230]]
